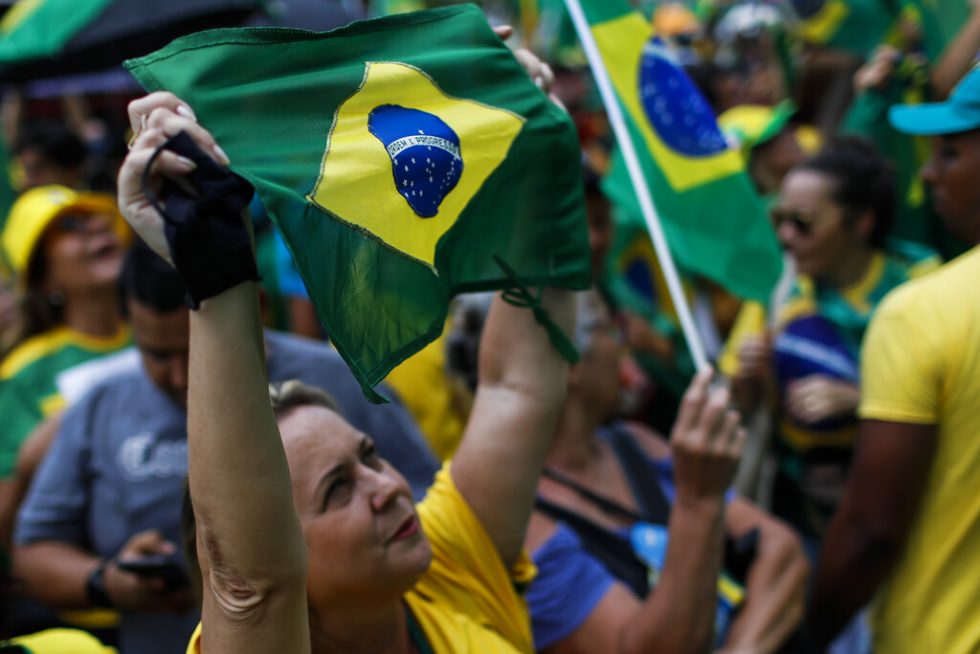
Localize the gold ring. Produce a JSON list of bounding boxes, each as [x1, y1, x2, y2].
[[127, 113, 148, 150]]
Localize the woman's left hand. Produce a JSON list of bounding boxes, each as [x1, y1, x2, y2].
[[785, 375, 860, 425], [117, 91, 230, 265]]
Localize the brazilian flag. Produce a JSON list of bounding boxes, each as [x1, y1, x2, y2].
[[579, 0, 782, 303], [125, 5, 590, 399]]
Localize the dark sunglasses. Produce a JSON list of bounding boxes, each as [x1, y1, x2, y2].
[[768, 207, 831, 236], [50, 213, 102, 234]]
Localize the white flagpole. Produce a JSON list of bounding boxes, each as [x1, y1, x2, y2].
[[562, 0, 708, 371]]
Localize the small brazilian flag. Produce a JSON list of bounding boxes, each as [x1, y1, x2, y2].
[[578, 0, 782, 303], [125, 5, 590, 400]]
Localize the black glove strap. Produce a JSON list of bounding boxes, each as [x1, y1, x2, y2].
[[141, 130, 259, 309]]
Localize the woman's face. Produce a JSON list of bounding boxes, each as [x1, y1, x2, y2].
[[39, 211, 123, 297], [279, 406, 432, 614], [773, 169, 865, 280]]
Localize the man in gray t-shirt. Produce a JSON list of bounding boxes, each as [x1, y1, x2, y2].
[[12, 243, 437, 654]]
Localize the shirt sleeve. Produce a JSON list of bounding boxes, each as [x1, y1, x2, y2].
[[414, 462, 536, 652], [526, 523, 615, 650], [858, 288, 942, 424], [13, 399, 92, 547]]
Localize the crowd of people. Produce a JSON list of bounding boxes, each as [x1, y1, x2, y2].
[[1, 0, 979, 652]]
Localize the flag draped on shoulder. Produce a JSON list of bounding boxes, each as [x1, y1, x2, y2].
[[125, 5, 590, 400], [574, 0, 781, 304]]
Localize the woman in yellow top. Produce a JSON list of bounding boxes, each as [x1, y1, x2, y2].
[[0, 185, 130, 479], [118, 87, 737, 654]]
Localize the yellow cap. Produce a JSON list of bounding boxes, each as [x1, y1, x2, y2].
[[718, 101, 796, 156], [2, 185, 128, 280], [653, 3, 701, 37]]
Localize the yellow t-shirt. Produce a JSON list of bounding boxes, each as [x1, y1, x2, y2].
[[186, 463, 536, 653], [859, 246, 980, 654], [4, 628, 116, 653]]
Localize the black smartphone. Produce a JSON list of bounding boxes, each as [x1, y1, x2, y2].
[[116, 555, 190, 590]]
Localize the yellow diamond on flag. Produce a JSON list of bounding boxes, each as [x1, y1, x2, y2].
[[592, 12, 743, 191], [308, 61, 525, 269]]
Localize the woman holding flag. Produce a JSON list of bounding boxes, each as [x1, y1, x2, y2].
[[116, 49, 742, 654]]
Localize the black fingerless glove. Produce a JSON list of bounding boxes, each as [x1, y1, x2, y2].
[[144, 130, 260, 309]]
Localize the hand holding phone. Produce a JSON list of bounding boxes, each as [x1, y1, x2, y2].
[[117, 554, 190, 590]]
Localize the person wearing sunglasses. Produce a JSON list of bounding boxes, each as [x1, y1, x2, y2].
[[720, 137, 939, 553], [809, 64, 980, 654]]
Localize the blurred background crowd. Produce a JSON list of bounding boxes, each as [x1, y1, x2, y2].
[[0, 0, 977, 652]]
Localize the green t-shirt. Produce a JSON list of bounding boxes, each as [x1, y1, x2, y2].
[[0, 325, 130, 478]]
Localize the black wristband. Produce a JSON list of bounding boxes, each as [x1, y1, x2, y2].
[[86, 559, 114, 608], [141, 130, 260, 309]]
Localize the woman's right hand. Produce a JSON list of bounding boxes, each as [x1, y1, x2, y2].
[[117, 91, 230, 266], [105, 529, 192, 614], [670, 370, 745, 510]]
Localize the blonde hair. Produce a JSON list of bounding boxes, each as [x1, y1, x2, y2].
[[268, 379, 343, 420]]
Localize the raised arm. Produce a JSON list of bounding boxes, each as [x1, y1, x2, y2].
[[930, 1, 980, 99], [538, 373, 746, 654], [118, 93, 309, 654], [451, 290, 574, 567]]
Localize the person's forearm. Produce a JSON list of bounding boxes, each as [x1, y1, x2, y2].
[[478, 288, 574, 398], [723, 526, 808, 653], [932, 7, 980, 98], [808, 418, 936, 646], [807, 507, 901, 646], [12, 541, 101, 608], [0, 480, 18, 553], [452, 288, 573, 566], [621, 500, 725, 654], [188, 281, 307, 584]]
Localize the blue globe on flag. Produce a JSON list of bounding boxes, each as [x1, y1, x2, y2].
[[638, 37, 728, 158], [368, 104, 464, 218]]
